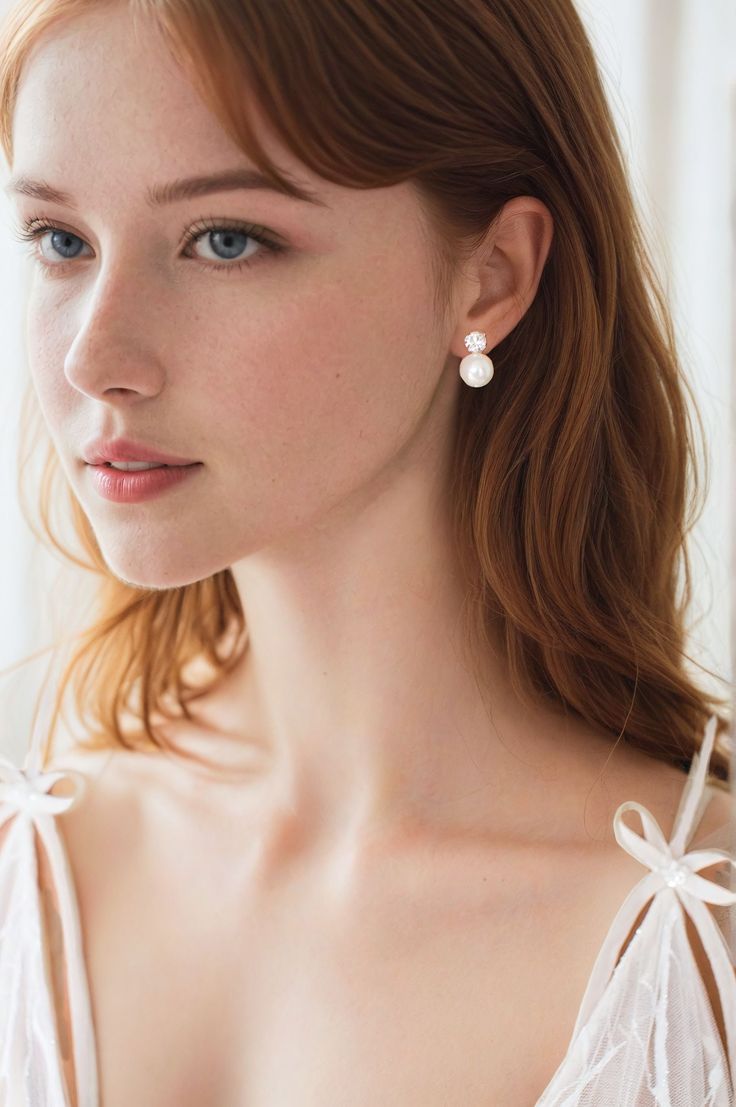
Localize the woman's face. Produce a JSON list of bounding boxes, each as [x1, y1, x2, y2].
[[8, 5, 461, 589]]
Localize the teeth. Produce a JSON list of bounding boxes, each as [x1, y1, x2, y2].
[[107, 461, 167, 471]]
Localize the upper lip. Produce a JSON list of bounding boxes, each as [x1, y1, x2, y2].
[[82, 436, 201, 466]]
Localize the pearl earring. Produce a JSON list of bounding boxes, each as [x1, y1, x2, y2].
[[459, 331, 494, 387]]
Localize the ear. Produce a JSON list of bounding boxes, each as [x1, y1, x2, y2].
[[450, 196, 554, 360]]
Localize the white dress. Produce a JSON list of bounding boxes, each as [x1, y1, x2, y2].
[[0, 714, 734, 1106]]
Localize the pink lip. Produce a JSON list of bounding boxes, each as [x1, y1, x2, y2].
[[82, 435, 200, 466], [88, 462, 202, 503]]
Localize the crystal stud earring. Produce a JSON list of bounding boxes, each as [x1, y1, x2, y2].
[[459, 331, 494, 387]]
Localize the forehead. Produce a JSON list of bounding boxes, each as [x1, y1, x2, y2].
[[7, 4, 431, 258], [10, 4, 316, 204]]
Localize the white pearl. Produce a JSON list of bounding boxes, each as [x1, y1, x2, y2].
[[459, 352, 494, 387]]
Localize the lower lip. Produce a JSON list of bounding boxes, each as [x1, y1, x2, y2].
[[87, 463, 203, 503]]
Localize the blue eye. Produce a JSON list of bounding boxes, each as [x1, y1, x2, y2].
[[182, 218, 285, 270], [12, 215, 286, 275], [189, 226, 255, 265], [194, 228, 250, 262], [13, 220, 91, 267], [44, 228, 87, 261]]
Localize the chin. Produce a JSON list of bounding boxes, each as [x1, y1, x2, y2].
[[100, 549, 220, 592]]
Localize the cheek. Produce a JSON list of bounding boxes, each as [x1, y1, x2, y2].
[[25, 291, 77, 424], [21, 222, 443, 538], [187, 257, 436, 506]]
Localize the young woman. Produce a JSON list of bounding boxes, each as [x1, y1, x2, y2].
[[0, 0, 733, 1104]]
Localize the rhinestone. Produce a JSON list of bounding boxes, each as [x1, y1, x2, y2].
[[659, 860, 687, 888], [464, 331, 487, 354]]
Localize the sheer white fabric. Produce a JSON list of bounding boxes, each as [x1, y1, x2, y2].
[[0, 715, 733, 1106], [538, 713, 736, 1105], [0, 759, 98, 1107]]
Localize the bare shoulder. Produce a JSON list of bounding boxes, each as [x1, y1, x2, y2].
[[690, 782, 735, 852], [44, 745, 154, 887], [47, 745, 129, 819], [596, 732, 734, 857], [47, 741, 183, 813], [534, 711, 730, 851], [43, 738, 245, 887]]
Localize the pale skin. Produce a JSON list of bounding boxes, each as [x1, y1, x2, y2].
[[5, 5, 732, 1105]]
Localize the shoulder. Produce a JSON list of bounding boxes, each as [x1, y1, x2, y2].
[[690, 782, 735, 853], [42, 740, 221, 896], [46, 745, 126, 821], [515, 710, 697, 851], [550, 708, 730, 841], [599, 731, 734, 863], [43, 746, 152, 891], [513, 711, 732, 926]]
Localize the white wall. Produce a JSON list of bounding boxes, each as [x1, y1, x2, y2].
[[0, 0, 733, 763], [577, 0, 735, 768]]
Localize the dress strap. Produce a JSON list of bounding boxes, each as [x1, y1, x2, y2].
[[0, 756, 100, 1107], [568, 714, 736, 1064], [0, 758, 87, 821]]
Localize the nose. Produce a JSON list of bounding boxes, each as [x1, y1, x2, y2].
[[62, 262, 167, 403]]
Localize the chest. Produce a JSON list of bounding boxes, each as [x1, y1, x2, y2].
[[63, 823, 640, 1107]]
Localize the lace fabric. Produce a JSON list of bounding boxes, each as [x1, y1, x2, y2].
[[0, 715, 733, 1106], [538, 714, 736, 1105]]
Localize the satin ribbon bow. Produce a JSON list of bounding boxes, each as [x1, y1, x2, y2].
[[614, 798, 736, 907], [0, 755, 86, 819], [613, 712, 736, 909]]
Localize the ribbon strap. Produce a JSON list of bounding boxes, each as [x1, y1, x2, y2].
[[0, 755, 87, 821]]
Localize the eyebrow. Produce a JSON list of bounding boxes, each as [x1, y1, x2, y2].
[[3, 167, 328, 209]]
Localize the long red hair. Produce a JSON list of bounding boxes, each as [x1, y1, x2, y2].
[[0, 0, 730, 783]]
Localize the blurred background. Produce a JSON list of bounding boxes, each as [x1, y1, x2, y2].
[[0, 0, 733, 771]]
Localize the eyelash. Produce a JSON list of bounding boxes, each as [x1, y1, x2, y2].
[[11, 215, 286, 275]]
